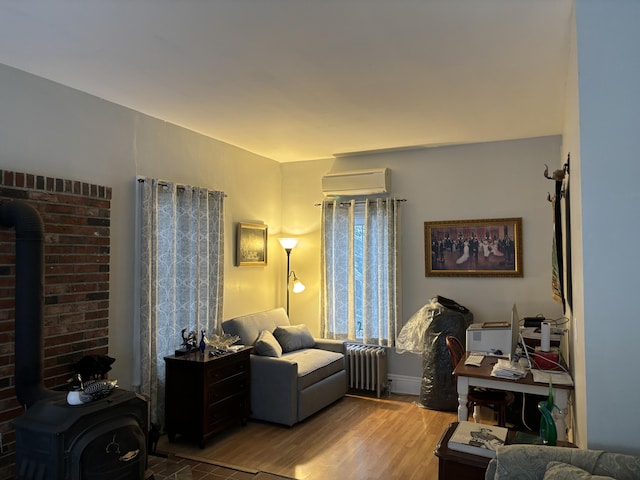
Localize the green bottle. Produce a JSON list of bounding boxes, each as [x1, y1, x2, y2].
[[537, 376, 558, 445]]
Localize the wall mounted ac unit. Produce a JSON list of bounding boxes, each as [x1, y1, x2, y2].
[[321, 168, 390, 196]]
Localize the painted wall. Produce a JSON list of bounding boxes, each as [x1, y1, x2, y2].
[[281, 137, 565, 390], [279, 159, 333, 327], [0, 59, 565, 396], [573, 0, 640, 454], [5, 27, 639, 453], [561, 2, 587, 448], [0, 63, 283, 390]]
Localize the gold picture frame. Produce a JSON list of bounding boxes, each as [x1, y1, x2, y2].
[[424, 217, 523, 277], [236, 222, 268, 266]]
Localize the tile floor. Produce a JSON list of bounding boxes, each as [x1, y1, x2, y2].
[[146, 454, 291, 480], [146, 454, 256, 480]]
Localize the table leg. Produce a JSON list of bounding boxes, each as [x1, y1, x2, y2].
[[457, 376, 469, 422]]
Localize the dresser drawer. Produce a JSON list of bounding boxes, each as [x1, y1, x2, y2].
[[207, 357, 249, 383], [207, 373, 248, 406], [206, 394, 249, 432]]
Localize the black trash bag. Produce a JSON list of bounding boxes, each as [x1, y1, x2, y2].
[[397, 295, 473, 411]]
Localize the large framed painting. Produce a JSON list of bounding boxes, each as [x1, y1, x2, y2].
[[424, 217, 523, 277], [236, 222, 268, 266]]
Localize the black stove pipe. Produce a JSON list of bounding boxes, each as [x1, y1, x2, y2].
[[0, 200, 53, 408]]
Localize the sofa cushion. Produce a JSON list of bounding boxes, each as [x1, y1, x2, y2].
[[222, 307, 290, 346], [254, 329, 282, 357], [274, 324, 315, 352], [543, 461, 615, 480], [282, 349, 344, 390]]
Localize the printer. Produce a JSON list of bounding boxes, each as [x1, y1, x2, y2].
[[465, 322, 512, 357]]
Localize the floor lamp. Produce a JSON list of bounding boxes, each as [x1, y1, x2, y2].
[[279, 238, 305, 316]]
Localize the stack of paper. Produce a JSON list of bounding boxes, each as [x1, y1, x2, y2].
[[491, 359, 527, 379], [531, 369, 573, 386]]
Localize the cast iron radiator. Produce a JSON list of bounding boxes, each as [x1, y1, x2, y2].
[[346, 344, 388, 398]]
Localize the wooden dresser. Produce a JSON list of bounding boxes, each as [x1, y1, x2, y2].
[[164, 346, 251, 448]]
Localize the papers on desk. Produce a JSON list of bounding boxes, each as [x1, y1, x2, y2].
[[490, 358, 574, 385], [531, 369, 574, 386], [490, 359, 527, 379]]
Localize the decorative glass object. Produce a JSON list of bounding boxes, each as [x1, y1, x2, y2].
[[199, 329, 207, 355], [210, 333, 240, 351], [537, 377, 560, 445]]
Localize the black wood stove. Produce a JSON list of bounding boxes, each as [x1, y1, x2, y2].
[[0, 200, 148, 480]]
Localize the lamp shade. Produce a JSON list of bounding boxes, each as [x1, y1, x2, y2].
[[279, 238, 298, 250], [292, 278, 306, 293]]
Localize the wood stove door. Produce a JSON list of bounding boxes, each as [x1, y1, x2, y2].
[[71, 417, 147, 480]]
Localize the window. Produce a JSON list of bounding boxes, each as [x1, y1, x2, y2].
[[320, 198, 401, 346]]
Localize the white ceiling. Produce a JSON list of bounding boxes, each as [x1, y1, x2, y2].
[[0, 0, 574, 162]]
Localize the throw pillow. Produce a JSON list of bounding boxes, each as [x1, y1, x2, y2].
[[543, 461, 616, 480], [273, 324, 315, 352], [254, 329, 282, 358]]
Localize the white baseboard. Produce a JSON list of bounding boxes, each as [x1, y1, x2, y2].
[[387, 374, 421, 396]]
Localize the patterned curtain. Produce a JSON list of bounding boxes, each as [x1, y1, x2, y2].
[[320, 198, 401, 346], [136, 178, 225, 425]]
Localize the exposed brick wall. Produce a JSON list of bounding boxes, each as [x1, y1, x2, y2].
[[0, 170, 111, 478]]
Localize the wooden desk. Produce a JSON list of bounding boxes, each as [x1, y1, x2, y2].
[[453, 354, 573, 441]]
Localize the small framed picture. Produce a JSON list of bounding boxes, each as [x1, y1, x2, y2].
[[424, 217, 523, 277], [236, 222, 268, 266]]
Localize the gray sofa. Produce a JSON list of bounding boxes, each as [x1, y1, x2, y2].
[[485, 444, 640, 480], [222, 307, 347, 426]]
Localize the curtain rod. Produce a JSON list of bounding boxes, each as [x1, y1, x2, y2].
[[314, 198, 407, 207], [137, 177, 227, 196]]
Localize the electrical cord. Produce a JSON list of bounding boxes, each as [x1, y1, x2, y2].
[[549, 316, 569, 326], [517, 334, 572, 434], [520, 339, 570, 374], [517, 333, 534, 430], [518, 333, 533, 370], [520, 392, 533, 431]]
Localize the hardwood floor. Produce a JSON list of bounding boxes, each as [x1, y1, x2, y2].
[[156, 393, 458, 480]]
